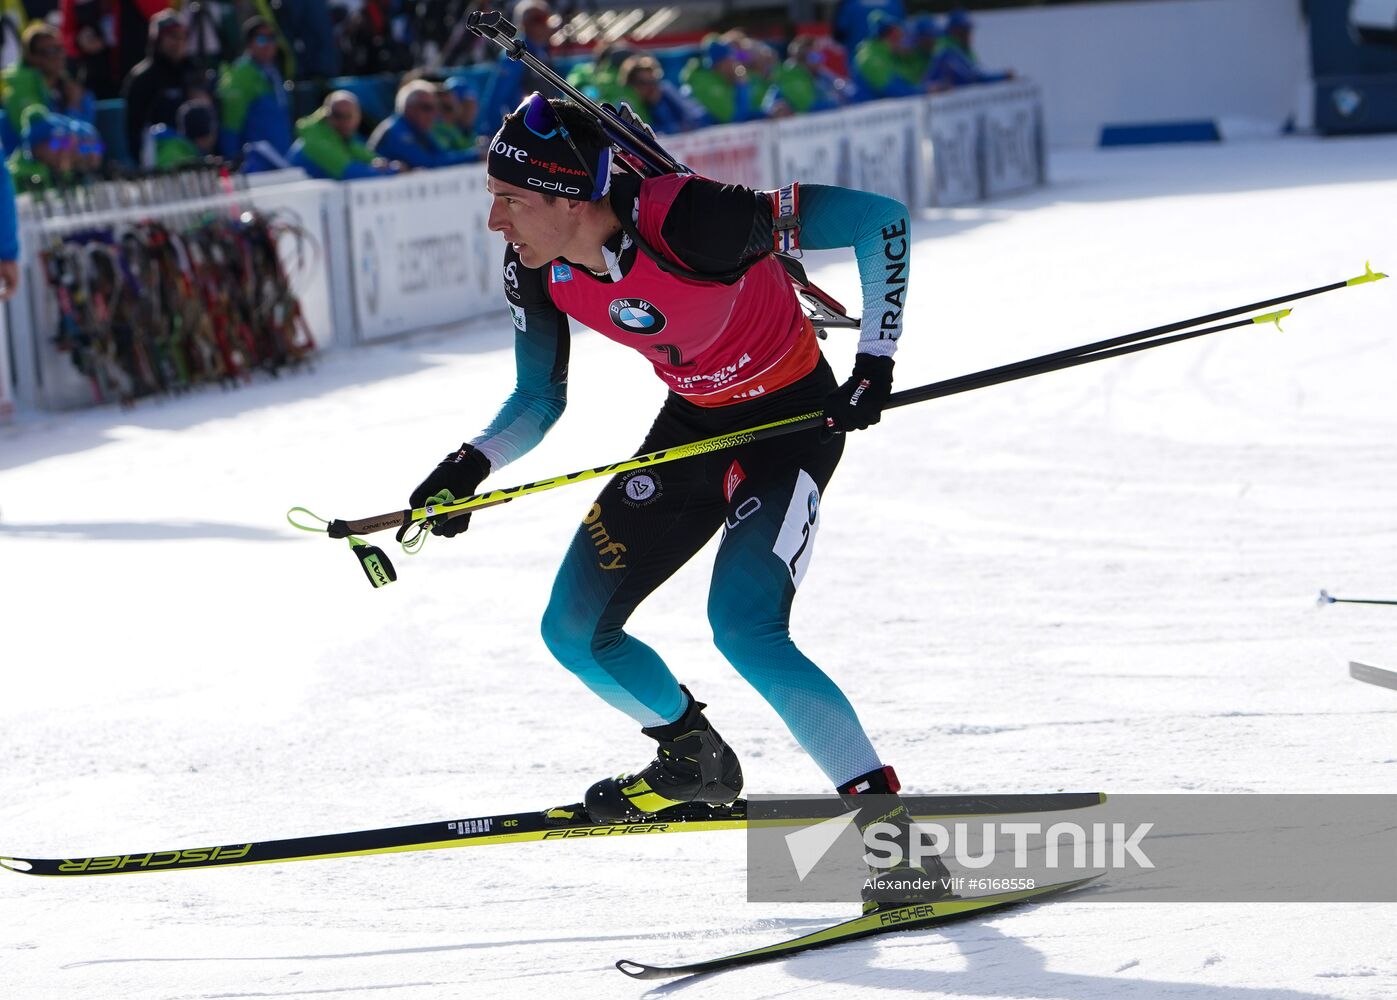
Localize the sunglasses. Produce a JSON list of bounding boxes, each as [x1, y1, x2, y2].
[[252, 33, 276, 44], [33, 45, 64, 57], [517, 92, 612, 200]]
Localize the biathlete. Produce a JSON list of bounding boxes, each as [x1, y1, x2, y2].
[[401, 93, 947, 905]]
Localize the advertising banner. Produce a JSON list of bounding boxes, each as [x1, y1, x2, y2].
[[924, 91, 983, 207], [842, 101, 918, 207], [770, 109, 849, 187], [348, 165, 494, 343], [982, 83, 1044, 198], [666, 122, 774, 190]]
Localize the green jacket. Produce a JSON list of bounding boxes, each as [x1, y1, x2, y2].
[[2, 63, 52, 131], [767, 63, 818, 114], [432, 121, 476, 155], [152, 128, 203, 169], [896, 49, 932, 86], [8, 149, 55, 193], [216, 56, 293, 159], [680, 62, 758, 125], [291, 109, 380, 180], [567, 60, 620, 99], [853, 38, 919, 98]]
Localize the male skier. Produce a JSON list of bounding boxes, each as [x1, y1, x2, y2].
[[401, 94, 946, 906]]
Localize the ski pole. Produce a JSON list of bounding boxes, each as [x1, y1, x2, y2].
[[290, 260, 1384, 556], [1318, 589, 1397, 608]]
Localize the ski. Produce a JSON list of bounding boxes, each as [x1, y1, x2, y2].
[[0, 792, 1103, 878], [1350, 661, 1397, 691], [615, 873, 1103, 980]]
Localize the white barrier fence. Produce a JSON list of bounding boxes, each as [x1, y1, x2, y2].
[[3, 82, 1042, 416]]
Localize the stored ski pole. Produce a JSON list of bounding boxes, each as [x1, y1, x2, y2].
[[1317, 589, 1397, 607]]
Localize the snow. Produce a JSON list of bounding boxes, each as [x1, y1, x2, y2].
[[3, 134, 1396, 999]]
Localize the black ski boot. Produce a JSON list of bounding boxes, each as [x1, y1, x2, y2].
[[837, 765, 956, 913], [584, 687, 744, 823]]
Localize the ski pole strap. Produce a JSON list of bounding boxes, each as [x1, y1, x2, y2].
[[288, 505, 397, 586], [350, 536, 397, 588], [768, 183, 800, 254], [286, 507, 356, 541], [286, 506, 331, 533]]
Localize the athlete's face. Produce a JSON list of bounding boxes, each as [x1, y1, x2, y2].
[[486, 178, 578, 269]]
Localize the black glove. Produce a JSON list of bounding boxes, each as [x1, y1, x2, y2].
[[823, 353, 894, 433], [396, 443, 490, 541]]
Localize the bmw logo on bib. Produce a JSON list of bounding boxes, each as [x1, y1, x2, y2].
[[608, 298, 667, 335]]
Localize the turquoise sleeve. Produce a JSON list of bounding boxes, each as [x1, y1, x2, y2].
[[794, 184, 910, 357], [470, 303, 570, 470]]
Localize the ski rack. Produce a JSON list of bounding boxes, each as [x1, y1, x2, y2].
[[464, 10, 861, 338]]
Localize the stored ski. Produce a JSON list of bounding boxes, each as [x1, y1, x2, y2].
[[615, 873, 1103, 980], [1350, 661, 1397, 691], [0, 793, 1103, 878]]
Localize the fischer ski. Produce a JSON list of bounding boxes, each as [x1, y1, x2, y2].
[[615, 873, 1103, 979], [0, 792, 1103, 878]]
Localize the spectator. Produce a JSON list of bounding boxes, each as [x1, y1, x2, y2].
[[4, 25, 91, 128], [70, 116, 105, 175], [0, 146, 18, 301], [928, 9, 1012, 89], [184, 0, 243, 90], [852, 12, 919, 100], [216, 16, 293, 163], [121, 11, 206, 161], [288, 90, 397, 180], [146, 96, 216, 168], [901, 14, 939, 86], [681, 35, 761, 126], [616, 54, 702, 134], [478, 0, 555, 137], [831, 0, 905, 52], [369, 79, 474, 169], [272, 0, 339, 79], [566, 39, 635, 101], [433, 77, 480, 157], [763, 35, 848, 117], [8, 109, 73, 192], [61, 0, 172, 102], [337, 0, 409, 76], [731, 34, 780, 113]]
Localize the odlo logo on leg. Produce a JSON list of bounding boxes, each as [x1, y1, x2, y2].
[[584, 503, 627, 571]]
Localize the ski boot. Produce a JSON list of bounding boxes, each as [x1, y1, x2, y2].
[[838, 765, 957, 913], [584, 686, 744, 823]]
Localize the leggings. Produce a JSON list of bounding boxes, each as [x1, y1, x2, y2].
[[540, 357, 882, 786]]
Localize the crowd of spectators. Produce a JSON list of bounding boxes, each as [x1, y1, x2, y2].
[[0, 0, 1013, 194]]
